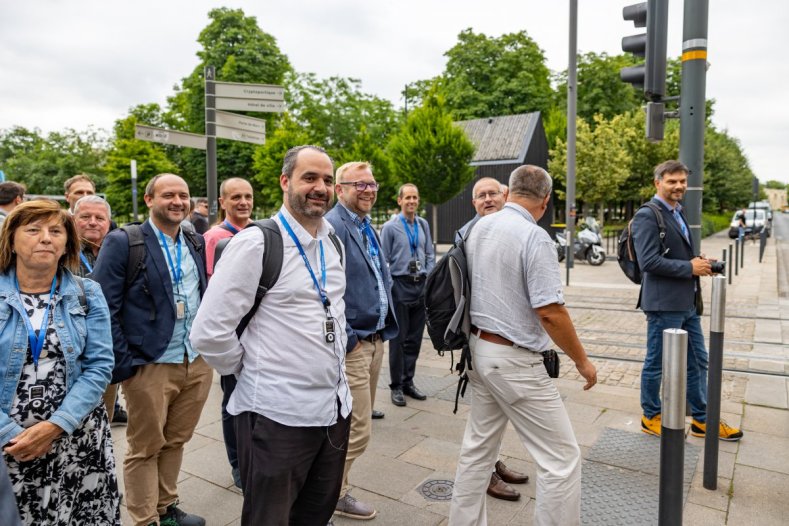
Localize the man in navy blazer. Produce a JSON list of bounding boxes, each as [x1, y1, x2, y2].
[[92, 173, 212, 526], [326, 161, 398, 521], [632, 160, 742, 442]]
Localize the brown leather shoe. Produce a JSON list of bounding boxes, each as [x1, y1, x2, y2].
[[487, 472, 520, 501], [495, 460, 529, 484]]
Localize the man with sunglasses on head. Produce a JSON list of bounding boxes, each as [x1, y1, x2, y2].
[[381, 184, 435, 407], [326, 162, 398, 520]]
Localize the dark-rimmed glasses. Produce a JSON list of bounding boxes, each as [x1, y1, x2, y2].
[[339, 181, 379, 192]]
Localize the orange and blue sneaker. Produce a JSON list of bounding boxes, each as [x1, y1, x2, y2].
[[641, 414, 662, 436], [690, 419, 743, 441]]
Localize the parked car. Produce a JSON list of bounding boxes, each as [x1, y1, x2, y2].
[[728, 209, 769, 239], [748, 200, 773, 223]]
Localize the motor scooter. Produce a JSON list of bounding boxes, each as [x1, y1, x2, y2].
[[554, 218, 606, 266]]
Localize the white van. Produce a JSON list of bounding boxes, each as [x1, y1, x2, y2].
[[729, 209, 769, 238]]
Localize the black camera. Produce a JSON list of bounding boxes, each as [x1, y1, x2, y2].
[[710, 261, 725, 274], [408, 259, 422, 274]]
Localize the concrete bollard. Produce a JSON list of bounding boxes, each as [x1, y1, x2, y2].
[[704, 276, 726, 490], [659, 328, 687, 526]]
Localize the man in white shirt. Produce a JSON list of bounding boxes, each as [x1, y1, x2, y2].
[[190, 145, 352, 525]]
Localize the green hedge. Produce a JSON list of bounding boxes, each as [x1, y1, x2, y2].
[[701, 212, 731, 237]]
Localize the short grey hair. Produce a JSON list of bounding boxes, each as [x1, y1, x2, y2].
[[508, 165, 552, 200], [282, 145, 332, 179], [654, 160, 689, 181], [73, 194, 112, 218]]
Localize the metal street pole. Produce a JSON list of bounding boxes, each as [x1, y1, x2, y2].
[[704, 275, 726, 490], [130, 159, 138, 222], [565, 0, 578, 285], [205, 66, 218, 225], [678, 0, 709, 251]]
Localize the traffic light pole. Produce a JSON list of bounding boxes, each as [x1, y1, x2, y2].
[[566, 0, 578, 285], [678, 0, 709, 251]]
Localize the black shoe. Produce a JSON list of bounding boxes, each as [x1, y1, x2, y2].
[[391, 388, 406, 406], [159, 503, 206, 526], [403, 384, 427, 400], [371, 409, 385, 419], [111, 407, 128, 425]]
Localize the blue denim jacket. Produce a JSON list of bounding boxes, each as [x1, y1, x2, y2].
[[0, 269, 113, 446]]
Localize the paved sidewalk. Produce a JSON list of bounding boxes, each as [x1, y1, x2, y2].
[[113, 231, 789, 525]]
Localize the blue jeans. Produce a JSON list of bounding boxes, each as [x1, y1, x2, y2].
[[642, 308, 708, 422]]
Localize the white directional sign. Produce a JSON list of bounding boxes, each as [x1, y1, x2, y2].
[[214, 110, 266, 134], [215, 125, 266, 145], [214, 81, 284, 101], [135, 125, 206, 150], [215, 98, 286, 113]]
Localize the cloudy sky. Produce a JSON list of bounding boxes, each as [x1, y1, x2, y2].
[[1, 0, 787, 183]]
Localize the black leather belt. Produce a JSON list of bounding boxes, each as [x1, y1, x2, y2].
[[396, 274, 425, 283], [362, 331, 384, 343]]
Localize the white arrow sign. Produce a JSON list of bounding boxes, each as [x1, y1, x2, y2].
[[215, 98, 286, 113], [215, 125, 266, 145], [214, 110, 266, 134], [135, 125, 206, 150], [214, 81, 284, 101]]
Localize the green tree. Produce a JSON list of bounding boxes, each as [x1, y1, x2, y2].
[[335, 125, 398, 209], [166, 7, 292, 193], [104, 104, 179, 218], [764, 180, 785, 190], [703, 127, 754, 212], [408, 29, 555, 121], [387, 89, 476, 231], [0, 126, 107, 195], [549, 114, 633, 221]]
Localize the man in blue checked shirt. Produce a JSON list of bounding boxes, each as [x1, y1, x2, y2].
[[326, 161, 398, 520], [380, 184, 435, 407]]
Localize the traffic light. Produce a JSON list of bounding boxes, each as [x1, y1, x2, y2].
[[620, 1, 669, 101], [620, 1, 669, 141]]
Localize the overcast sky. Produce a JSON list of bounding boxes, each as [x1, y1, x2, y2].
[[1, 0, 787, 183]]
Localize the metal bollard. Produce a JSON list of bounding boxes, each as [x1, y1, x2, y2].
[[728, 244, 733, 285], [759, 230, 767, 263], [740, 235, 745, 269], [659, 328, 687, 526], [734, 239, 739, 276], [704, 276, 726, 490]]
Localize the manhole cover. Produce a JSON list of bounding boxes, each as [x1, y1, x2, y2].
[[419, 479, 454, 501]]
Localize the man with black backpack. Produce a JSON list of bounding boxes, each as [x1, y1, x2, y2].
[[632, 160, 742, 442], [92, 173, 211, 526], [449, 165, 596, 526], [190, 145, 352, 526]]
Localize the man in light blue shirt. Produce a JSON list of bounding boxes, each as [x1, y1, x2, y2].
[[92, 174, 211, 526], [380, 183, 435, 407]]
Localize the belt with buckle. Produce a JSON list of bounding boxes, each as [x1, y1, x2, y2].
[[397, 274, 424, 283], [470, 326, 514, 347], [362, 331, 384, 343]]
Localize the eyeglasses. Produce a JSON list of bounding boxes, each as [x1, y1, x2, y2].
[[339, 181, 379, 192], [473, 191, 502, 200]]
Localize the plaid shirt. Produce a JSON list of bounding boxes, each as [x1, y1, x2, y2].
[[343, 205, 388, 331]]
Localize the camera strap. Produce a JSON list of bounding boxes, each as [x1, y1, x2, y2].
[[400, 214, 419, 258], [15, 274, 57, 373], [278, 211, 329, 310]]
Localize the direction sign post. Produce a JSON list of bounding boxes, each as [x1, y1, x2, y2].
[[205, 66, 218, 224], [130, 159, 138, 221], [134, 125, 207, 150]]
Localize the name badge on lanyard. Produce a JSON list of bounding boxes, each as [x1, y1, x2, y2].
[[278, 212, 336, 345], [159, 230, 186, 319], [15, 274, 58, 372]]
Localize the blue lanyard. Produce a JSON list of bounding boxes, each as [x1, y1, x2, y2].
[[79, 252, 93, 273], [362, 222, 379, 258], [15, 274, 57, 370], [278, 212, 329, 308], [223, 220, 239, 234], [158, 230, 182, 285], [400, 214, 419, 256]]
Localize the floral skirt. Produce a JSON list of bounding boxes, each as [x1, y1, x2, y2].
[[4, 405, 120, 526]]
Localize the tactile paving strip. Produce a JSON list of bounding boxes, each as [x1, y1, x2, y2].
[[581, 427, 700, 525]]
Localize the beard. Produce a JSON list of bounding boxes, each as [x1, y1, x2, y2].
[[287, 186, 331, 219]]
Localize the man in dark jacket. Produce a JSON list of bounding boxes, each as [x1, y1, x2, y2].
[[326, 161, 398, 521], [632, 160, 742, 442], [92, 173, 211, 526]]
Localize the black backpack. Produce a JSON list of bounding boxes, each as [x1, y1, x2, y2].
[[214, 219, 343, 337], [617, 202, 667, 284], [423, 218, 478, 413]]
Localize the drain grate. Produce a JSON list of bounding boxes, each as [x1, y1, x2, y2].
[[419, 479, 454, 501]]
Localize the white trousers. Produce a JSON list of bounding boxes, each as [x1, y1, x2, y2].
[[449, 335, 581, 526]]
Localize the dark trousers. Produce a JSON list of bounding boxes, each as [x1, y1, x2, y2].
[[235, 409, 351, 526], [389, 276, 426, 390], [220, 375, 238, 470]]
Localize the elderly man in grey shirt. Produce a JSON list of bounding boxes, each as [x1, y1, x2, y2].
[[448, 165, 597, 526]]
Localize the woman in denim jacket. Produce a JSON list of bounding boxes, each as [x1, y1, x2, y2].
[[0, 199, 119, 525]]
